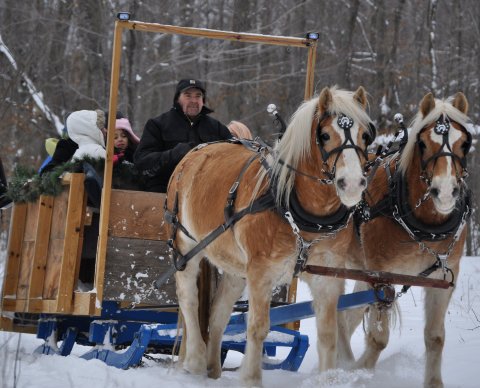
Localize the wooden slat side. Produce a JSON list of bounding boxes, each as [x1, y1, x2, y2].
[[16, 241, 35, 299], [27, 195, 54, 300], [72, 292, 96, 316], [42, 239, 64, 299], [3, 204, 27, 297], [43, 189, 70, 299], [49, 189, 69, 240], [0, 316, 13, 331], [2, 298, 57, 313], [103, 237, 175, 304], [109, 190, 167, 240], [23, 201, 40, 241], [55, 173, 86, 313], [16, 201, 40, 299]]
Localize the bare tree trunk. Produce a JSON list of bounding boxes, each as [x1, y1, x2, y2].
[[427, 0, 439, 94]]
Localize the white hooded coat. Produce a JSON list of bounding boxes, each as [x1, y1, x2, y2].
[[67, 110, 106, 160]]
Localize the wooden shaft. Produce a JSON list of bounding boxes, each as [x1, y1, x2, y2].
[[304, 265, 451, 289], [122, 21, 311, 48]]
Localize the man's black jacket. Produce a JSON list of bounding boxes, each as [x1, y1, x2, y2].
[[134, 104, 231, 192]]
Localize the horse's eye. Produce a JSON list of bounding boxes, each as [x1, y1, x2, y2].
[[362, 132, 373, 146], [320, 133, 330, 142], [418, 140, 426, 152]]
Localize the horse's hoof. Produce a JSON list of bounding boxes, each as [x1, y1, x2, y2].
[[207, 365, 222, 379]]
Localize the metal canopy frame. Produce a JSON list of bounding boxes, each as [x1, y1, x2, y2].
[[95, 18, 318, 314]]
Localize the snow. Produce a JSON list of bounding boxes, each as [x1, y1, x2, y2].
[[1, 256, 479, 388]]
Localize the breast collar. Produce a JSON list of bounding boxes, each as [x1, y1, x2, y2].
[[357, 160, 471, 242]]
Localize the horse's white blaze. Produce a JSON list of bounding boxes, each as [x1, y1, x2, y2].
[[429, 128, 462, 214], [333, 123, 365, 207]]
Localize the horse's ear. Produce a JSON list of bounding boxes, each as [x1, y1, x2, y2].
[[420, 92, 435, 117], [318, 87, 333, 114], [353, 86, 368, 108], [452, 92, 468, 114]]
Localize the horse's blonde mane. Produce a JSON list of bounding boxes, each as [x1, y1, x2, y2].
[[261, 86, 373, 206], [399, 97, 472, 174]]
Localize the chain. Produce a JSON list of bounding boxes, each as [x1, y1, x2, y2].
[[414, 189, 431, 209], [284, 210, 346, 275], [393, 204, 469, 282]]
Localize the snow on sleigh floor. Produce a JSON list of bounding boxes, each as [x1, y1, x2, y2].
[[1, 256, 479, 388]]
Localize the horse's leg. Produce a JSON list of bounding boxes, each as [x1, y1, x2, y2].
[[207, 272, 246, 379], [355, 303, 391, 369], [304, 273, 344, 372], [423, 279, 455, 388], [337, 310, 355, 366], [240, 272, 273, 387], [175, 255, 206, 375], [337, 281, 370, 366]]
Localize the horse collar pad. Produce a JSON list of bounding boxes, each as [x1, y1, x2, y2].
[[337, 114, 354, 130]]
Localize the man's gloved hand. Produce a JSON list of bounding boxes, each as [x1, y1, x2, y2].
[[171, 142, 194, 162]]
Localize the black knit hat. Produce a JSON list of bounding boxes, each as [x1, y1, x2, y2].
[[174, 79, 206, 103]]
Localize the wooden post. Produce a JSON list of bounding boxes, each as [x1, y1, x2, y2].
[[94, 20, 124, 315], [304, 42, 318, 100], [56, 173, 86, 313]]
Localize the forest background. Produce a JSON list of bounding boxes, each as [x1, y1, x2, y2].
[[1, 0, 480, 253]]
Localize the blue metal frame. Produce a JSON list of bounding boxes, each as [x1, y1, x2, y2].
[[34, 288, 385, 370]]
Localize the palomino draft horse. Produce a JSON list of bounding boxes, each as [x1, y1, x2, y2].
[[165, 86, 376, 386], [342, 92, 472, 388]]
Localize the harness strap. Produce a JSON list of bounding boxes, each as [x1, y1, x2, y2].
[[164, 192, 197, 244], [398, 258, 455, 295], [225, 153, 260, 220], [172, 192, 276, 271]]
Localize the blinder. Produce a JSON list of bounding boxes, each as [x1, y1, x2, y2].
[[418, 115, 471, 174], [315, 112, 375, 176]]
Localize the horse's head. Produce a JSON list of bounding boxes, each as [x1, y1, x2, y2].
[[314, 86, 375, 206], [400, 92, 472, 215], [271, 86, 375, 208]]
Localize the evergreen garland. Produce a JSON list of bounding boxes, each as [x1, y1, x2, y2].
[[6, 157, 145, 203]]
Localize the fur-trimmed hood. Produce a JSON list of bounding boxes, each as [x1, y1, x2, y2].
[[67, 110, 106, 160]]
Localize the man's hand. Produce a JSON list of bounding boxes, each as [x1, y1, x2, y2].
[[171, 142, 193, 162]]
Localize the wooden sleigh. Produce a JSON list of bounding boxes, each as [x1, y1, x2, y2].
[[0, 16, 320, 370]]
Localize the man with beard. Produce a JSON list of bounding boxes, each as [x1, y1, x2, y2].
[[134, 79, 232, 192]]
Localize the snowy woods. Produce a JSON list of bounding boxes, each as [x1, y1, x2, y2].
[[1, 0, 480, 251]]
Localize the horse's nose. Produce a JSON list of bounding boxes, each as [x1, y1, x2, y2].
[[430, 187, 440, 198], [360, 177, 367, 188], [337, 178, 346, 191], [452, 186, 460, 198]]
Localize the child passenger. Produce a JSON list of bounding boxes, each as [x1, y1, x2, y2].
[[113, 118, 140, 165]]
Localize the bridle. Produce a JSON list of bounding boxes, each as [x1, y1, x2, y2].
[[417, 115, 471, 187], [315, 112, 376, 180]]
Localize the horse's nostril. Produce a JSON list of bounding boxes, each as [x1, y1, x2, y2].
[[337, 178, 346, 190], [360, 178, 367, 188], [452, 187, 460, 198], [430, 187, 440, 198]]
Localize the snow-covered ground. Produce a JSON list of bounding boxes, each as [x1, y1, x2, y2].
[[1, 256, 479, 388]]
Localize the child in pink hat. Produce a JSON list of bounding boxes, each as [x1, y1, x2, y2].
[[113, 118, 140, 165]]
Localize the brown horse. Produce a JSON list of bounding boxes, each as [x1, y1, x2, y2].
[[340, 92, 472, 388], [165, 86, 375, 386]]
